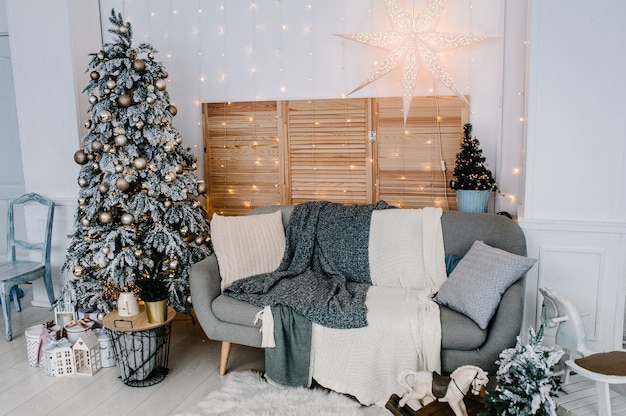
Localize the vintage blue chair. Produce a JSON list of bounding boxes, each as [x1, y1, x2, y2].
[[0, 193, 55, 341]]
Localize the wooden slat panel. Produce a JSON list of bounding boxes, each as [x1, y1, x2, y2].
[[375, 96, 468, 210], [286, 98, 369, 205], [203, 101, 281, 216]]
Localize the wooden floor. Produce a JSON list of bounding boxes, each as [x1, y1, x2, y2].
[[556, 374, 626, 416], [0, 285, 387, 415]]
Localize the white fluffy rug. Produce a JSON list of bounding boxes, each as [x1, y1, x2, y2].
[[176, 370, 365, 416]]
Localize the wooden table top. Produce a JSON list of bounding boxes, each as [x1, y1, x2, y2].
[[102, 305, 176, 332]]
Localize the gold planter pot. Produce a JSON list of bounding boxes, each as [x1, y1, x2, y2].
[[144, 299, 168, 323]]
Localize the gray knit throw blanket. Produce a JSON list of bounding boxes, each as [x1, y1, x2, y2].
[[224, 200, 392, 329]]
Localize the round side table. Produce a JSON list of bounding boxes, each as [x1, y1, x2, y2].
[[102, 305, 176, 387]]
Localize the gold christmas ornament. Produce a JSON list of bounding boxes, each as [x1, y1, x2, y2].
[[84, 120, 93, 129], [115, 164, 124, 173], [73, 265, 84, 277], [180, 226, 189, 236], [102, 246, 110, 255], [118, 24, 128, 34], [90, 71, 100, 80], [106, 79, 117, 90], [81, 217, 89, 227], [115, 177, 130, 191], [134, 249, 143, 258], [148, 52, 155, 60], [176, 164, 184, 174], [132, 59, 146, 72], [146, 96, 155, 105], [98, 183, 109, 194], [155, 79, 166, 91], [78, 177, 88, 187], [98, 211, 113, 224], [88, 95, 98, 105], [133, 157, 147, 170], [98, 110, 112, 122], [92, 162, 100, 171], [92, 140, 102, 151], [103, 88, 110, 95], [166, 105, 177, 116], [117, 94, 131, 108], [164, 172, 176, 183], [114, 134, 128, 146], [197, 181, 207, 194], [163, 142, 176, 153], [169, 260, 179, 270], [164, 200, 172, 208], [195, 235, 205, 245], [74, 150, 88, 165], [136, 120, 144, 129], [121, 213, 134, 225]]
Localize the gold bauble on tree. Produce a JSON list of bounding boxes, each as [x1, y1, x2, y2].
[[121, 213, 134, 225], [73, 265, 84, 277], [98, 211, 112, 224], [117, 94, 131, 108], [197, 181, 207, 194], [155, 79, 166, 91], [114, 134, 128, 146], [90, 71, 100, 80], [166, 105, 177, 116], [92, 141, 102, 151], [74, 150, 88, 165], [132, 58, 146, 72], [98, 183, 109, 194], [133, 157, 147, 170], [98, 110, 112, 122], [115, 177, 130, 191]]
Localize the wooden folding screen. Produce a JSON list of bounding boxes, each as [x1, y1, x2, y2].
[[203, 97, 467, 216]]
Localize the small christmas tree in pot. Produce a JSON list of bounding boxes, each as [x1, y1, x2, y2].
[[61, 10, 211, 318], [450, 123, 497, 212], [135, 274, 169, 323]]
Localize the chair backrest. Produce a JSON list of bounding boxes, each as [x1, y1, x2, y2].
[[7, 193, 55, 264], [539, 287, 588, 356]]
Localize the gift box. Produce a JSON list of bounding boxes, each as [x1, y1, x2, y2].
[[64, 318, 96, 344], [25, 322, 61, 368]]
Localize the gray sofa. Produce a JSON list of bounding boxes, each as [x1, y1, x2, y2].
[[189, 205, 528, 376]]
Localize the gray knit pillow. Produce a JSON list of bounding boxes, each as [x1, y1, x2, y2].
[[435, 240, 536, 329]]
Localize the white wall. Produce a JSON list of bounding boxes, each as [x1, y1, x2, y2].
[[98, 0, 525, 215], [521, 0, 626, 351], [6, 0, 101, 305], [0, 0, 24, 255]]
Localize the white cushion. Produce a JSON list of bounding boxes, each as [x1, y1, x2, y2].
[[211, 211, 286, 291]]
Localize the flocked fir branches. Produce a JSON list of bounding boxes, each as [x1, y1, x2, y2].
[[61, 10, 211, 313], [481, 325, 563, 416], [450, 123, 497, 191]]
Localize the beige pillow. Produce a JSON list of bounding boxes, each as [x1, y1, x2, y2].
[[211, 211, 286, 291]]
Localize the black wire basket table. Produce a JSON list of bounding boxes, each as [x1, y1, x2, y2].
[[102, 305, 176, 387]]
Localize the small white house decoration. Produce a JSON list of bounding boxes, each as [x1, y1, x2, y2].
[[73, 329, 101, 375], [43, 339, 75, 377]]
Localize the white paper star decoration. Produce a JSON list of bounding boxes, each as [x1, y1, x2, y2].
[[338, 0, 486, 124]]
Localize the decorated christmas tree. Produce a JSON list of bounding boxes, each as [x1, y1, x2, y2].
[[61, 10, 211, 314], [450, 123, 497, 191], [481, 326, 563, 416]]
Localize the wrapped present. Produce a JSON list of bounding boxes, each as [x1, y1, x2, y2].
[[25, 322, 61, 368], [64, 318, 96, 344]]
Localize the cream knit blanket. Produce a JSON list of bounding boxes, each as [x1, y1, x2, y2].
[[310, 207, 447, 406]]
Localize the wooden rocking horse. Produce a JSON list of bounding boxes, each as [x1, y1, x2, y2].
[[391, 365, 489, 416]]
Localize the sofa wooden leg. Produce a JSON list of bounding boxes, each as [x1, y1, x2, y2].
[[219, 341, 232, 375]]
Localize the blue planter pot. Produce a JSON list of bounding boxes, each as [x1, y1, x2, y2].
[[455, 189, 492, 213]]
